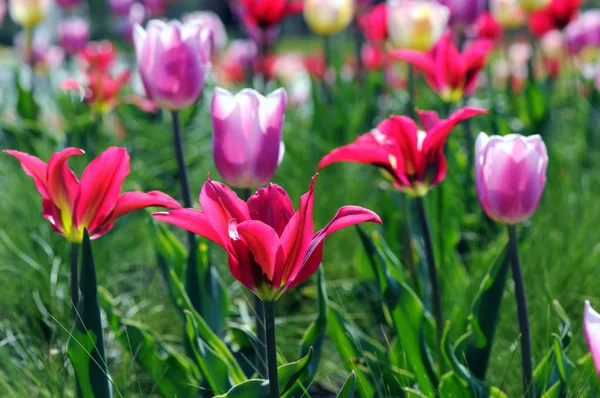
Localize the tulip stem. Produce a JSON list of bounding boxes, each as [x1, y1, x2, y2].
[[400, 194, 420, 295], [70, 242, 80, 321], [415, 197, 443, 357], [508, 225, 534, 398], [407, 65, 416, 119], [170, 111, 199, 311], [264, 300, 280, 398]]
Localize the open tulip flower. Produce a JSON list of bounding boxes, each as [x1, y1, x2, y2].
[[153, 176, 381, 300], [318, 107, 487, 196], [392, 31, 494, 103], [134, 19, 212, 111], [584, 301, 600, 380], [475, 133, 548, 224], [4, 147, 180, 243], [529, 0, 582, 37], [79, 40, 117, 74]]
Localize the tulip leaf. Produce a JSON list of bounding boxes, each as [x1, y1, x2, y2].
[[214, 379, 269, 398], [464, 244, 510, 379], [98, 287, 200, 398], [15, 69, 39, 121], [67, 329, 97, 398], [336, 371, 357, 398]]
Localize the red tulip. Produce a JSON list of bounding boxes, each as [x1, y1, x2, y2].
[[239, 0, 303, 28], [4, 147, 180, 242], [153, 175, 381, 299], [358, 3, 388, 42], [472, 12, 503, 42], [318, 107, 487, 196], [529, 0, 581, 37], [79, 40, 117, 73], [391, 31, 494, 102]]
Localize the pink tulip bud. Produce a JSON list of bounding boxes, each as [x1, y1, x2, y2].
[[133, 19, 212, 110], [58, 17, 90, 55], [212, 87, 287, 189], [475, 133, 548, 224], [584, 301, 600, 381]]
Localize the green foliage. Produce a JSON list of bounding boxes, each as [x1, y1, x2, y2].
[[336, 371, 357, 398]]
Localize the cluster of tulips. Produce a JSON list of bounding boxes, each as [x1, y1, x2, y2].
[[2, 0, 600, 397]]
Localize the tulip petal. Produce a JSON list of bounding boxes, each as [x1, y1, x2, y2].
[[584, 301, 600, 380], [287, 206, 382, 288], [199, 178, 250, 242], [382, 116, 420, 180], [422, 107, 488, 154], [47, 147, 84, 211], [234, 220, 281, 281], [109, 191, 181, 221], [247, 183, 295, 236], [390, 49, 436, 76], [4, 150, 49, 198], [416, 109, 441, 131], [153, 208, 225, 248], [76, 147, 130, 231], [317, 132, 396, 172]]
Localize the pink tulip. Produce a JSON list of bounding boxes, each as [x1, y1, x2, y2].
[[109, 0, 135, 16], [475, 133, 548, 224], [183, 11, 228, 52], [58, 17, 90, 55], [153, 175, 381, 299], [4, 147, 180, 242], [212, 87, 287, 189], [584, 301, 600, 380], [134, 19, 212, 110], [56, 0, 81, 9], [564, 10, 600, 54]]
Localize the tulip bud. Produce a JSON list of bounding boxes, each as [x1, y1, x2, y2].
[[58, 18, 90, 55], [9, 0, 50, 28], [134, 20, 212, 110], [475, 133, 548, 224], [212, 87, 287, 189], [387, 0, 450, 51], [490, 0, 527, 29], [304, 0, 355, 36]]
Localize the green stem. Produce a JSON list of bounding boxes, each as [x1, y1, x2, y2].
[[399, 194, 421, 295], [508, 225, 534, 398], [70, 242, 80, 321], [171, 111, 199, 311], [254, 295, 267, 378], [24, 27, 35, 93], [415, 197, 443, 356], [264, 300, 280, 398], [407, 64, 416, 119]]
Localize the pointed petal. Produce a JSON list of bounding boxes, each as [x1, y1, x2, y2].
[[247, 183, 294, 236], [287, 206, 382, 288], [390, 49, 436, 76], [153, 208, 225, 248], [4, 150, 49, 198], [233, 220, 281, 281], [105, 190, 181, 223], [199, 179, 250, 241], [382, 116, 421, 178], [422, 107, 488, 153], [317, 131, 394, 170], [584, 301, 600, 380], [47, 147, 84, 211], [76, 147, 130, 232], [416, 109, 441, 131]]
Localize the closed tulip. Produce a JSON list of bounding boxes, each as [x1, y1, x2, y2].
[[9, 0, 50, 28], [134, 20, 212, 110], [529, 0, 581, 37], [58, 18, 90, 55], [304, 0, 355, 36], [212, 87, 287, 189], [153, 176, 381, 299], [584, 301, 600, 380], [475, 133, 548, 224], [387, 0, 449, 51], [4, 147, 180, 242]]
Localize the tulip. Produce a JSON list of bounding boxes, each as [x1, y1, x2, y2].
[[62, 69, 132, 113], [183, 11, 228, 52], [584, 301, 600, 380], [118, 3, 146, 42], [475, 133, 548, 224], [471, 12, 503, 42], [387, 0, 450, 51], [392, 32, 494, 103], [490, 0, 527, 29], [564, 10, 600, 54], [9, 0, 49, 28], [212, 88, 287, 189], [239, 0, 303, 28], [318, 107, 487, 196], [58, 18, 90, 55], [519, 0, 550, 12], [4, 147, 180, 243], [358, 3, 387, 43], [109, 0, 135, 16], [362, 42, 387, 70], [439, 0, 486, 27], [529, 0, 582, 37], [153, 175, 381, 299], [79, 40, 117, 73], [304, 0, 355, 36], [56, 0, 81, 9], [133, 20, 212, 111]]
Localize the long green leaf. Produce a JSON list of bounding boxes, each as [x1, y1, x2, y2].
[[67, 230, 111, 398], [337, 371, 356, 398]]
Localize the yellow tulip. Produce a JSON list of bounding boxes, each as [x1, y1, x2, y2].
[[304, 0, 355, 36], [490, 0, 527, 29], [387, 0, 450, 52], [9, 0, 50, 28]]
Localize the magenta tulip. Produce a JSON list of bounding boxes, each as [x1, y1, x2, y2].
[[584, 301, 600, 380], [439, 0, 486, 27], [564, 10, 600, 54], [133, 19, 212, 110], [58, 17, 90, 55], [212, 87, 287, 189], [475, 133, 548, 224], [153, 175, 381, 299]]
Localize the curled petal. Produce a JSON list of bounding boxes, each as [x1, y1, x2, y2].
[[4, 150, 49, 198], [47, 147, 83, 211], [199, 178, 250, 239], [234, 220, 281, 281]]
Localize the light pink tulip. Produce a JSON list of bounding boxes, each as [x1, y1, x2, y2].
[[584, 301, 600, 380], [133, 19, 212, 110], [183, 11, 228, 52], [212, 87, 287, 189], [475, 133, 548, 224]]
